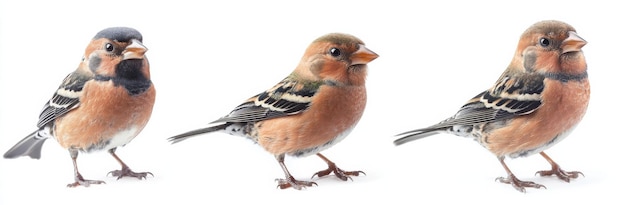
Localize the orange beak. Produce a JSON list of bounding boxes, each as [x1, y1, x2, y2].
[[350, 44, 379, 66], [561, 31, 586, 54]]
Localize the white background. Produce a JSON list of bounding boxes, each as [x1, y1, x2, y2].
[[1, 0, 622, 204]]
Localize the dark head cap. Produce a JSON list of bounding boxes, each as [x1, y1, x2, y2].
[[93, 27, 143, 42]]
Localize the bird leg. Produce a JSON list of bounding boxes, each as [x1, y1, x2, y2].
[[107, 148, 152, 180], [67, 150, 105, 187], [275, 154, 317, 190], [495, 157, 545, 193], [312, 153, 365, 181], [536, 151, 583, 182]]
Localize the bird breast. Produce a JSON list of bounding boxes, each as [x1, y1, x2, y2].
[[257, 85, 367, 157]]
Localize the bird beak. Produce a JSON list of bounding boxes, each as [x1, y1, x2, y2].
[[561, 31, 586, 54], [123, 39, 148, 60], [350, 44, 379, 66]]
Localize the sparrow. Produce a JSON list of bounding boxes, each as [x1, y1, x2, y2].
[[394, 20, 589, 193], [3, 27, 156, 187], [168, 33, 378, 190]]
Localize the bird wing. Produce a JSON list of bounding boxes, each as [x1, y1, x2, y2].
[[435, 72, 546, 129], [36, 72, 91, 128], [212, 77, 320, 123], [394, 71, 547, 145]]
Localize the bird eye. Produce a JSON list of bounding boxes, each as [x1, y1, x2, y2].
[[539, 38, 550, 47], [329, 47, 341, 57], [105, 43, 114, 52]]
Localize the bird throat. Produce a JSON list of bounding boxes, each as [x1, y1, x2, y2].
[[94, 59, 151, 95]]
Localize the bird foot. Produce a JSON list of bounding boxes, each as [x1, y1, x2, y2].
[[275, 176, 317, 190], [311, 164, 365, 181], [536, 166, 583, 182], [108, 167, 153, 180], [496, 174, 546, 193], [67, 177, 105, 188]]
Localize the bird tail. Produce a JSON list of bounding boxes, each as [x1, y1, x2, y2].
[[4, 130, 49, 159], [167, 123, 230, 144], [393, 127, 445, 146]]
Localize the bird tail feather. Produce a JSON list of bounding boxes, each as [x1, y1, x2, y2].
[[4, 130, 49, 159], [393, 128, 444, 146], [167, 123, 230, 144]]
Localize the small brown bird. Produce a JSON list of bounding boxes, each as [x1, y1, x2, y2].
[[4, 27, 156, 187], [169, 33, 378, 190], [394, 20, 589, 192]]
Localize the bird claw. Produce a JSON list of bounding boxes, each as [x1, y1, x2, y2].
[[496, 175, 546, 193], [107, 168, 153, 180], [275, 177, 317, 190], [535, 167, 583, 182], [67, 173, 106, 188], [67, 179, 106, 188], [311, 165, 365, 181]]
